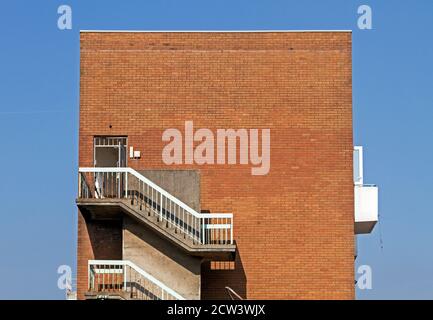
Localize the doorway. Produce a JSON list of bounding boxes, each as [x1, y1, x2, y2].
[[93, 137, 127, 198], [94, 136, 127, 167]]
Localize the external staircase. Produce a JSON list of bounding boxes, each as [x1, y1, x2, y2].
[[85, 260, 185, 300], [77, 167, 236, 300]]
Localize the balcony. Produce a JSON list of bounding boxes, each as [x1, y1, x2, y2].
[[355, 184, 378, 234], [354, 146, 378, 234]]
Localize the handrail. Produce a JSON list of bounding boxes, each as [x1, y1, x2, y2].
[[78, 167, 234, 245], [88, 259, 185, 300], [79, 167, 231, 220], [225, 286, 244, 300]]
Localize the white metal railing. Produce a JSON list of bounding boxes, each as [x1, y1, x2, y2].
[[225, 286, 244, 300], [88, 260, 185, 300], [353, 146, 364, 185], [78, 167, 234, 245]]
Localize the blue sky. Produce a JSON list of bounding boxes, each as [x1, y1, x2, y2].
[[0, 0, 432, 299]]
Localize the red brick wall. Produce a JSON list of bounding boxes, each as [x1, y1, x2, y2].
[[78, 31, 354, 299], [77, 211, 122, 299]]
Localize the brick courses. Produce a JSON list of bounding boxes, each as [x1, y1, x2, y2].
[[78, 31, 354, 300]]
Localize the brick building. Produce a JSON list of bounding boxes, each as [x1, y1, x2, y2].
[[76, 31, 378, 300]]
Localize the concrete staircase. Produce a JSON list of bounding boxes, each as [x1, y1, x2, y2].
[[77, 197, 235, 260], [77, 167, 236, 300]]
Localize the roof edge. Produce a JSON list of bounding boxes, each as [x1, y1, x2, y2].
[[80, 29, 352, 33]]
